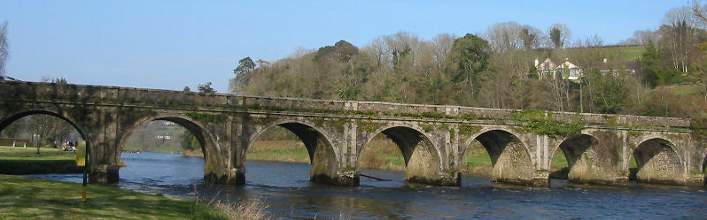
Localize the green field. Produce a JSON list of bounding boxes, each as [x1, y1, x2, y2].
[[0, 174, 225, 220], [0, 146, 77, 161], [246, 139, 572, 176], [0, 146, 84, 174]]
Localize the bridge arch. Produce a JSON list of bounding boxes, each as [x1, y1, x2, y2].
[[548, 133, 600, 181], [357, 124, 443, 184], [116, 114, 222, 183], [629, 137, 685, 185], [0, 110, 89, 139], [117, 114, 219, 158], [0, 109, 90, 177], [461, 127, 535, 185], [244, 119, 340, 184]]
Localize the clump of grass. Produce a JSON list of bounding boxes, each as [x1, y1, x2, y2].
[[212, 199, 270, 220], [192, 184, 270, 220], [0, 174, 225, 219]]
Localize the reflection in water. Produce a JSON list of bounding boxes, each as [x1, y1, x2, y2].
[[31, 152, 707, 219]]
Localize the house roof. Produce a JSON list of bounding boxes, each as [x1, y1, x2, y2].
[[536, 58, 555, 70], [558, 60, 580, 69]]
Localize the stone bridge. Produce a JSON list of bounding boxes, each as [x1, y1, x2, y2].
[[0, 81, 704, 186]]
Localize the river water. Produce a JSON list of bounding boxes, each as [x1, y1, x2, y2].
[[34, 152, 706, 219]]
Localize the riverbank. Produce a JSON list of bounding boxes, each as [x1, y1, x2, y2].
[[119, 138, 569, 178], [246, 139, 569, 177], [0, 146, 82, 174], [0, 174, 226, 219]]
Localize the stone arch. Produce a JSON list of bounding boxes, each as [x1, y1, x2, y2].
[[357, 124, 443, 184], [116, 114, 222, 183], [0, 110, 89, 139], [117, 114, 219, 158], [548, 134, 601, 182], [631, 134, 685, 167], [462, 128, 535, 185], [244, 119, 340, 184], [0, 109, 91, 177], [629, 137, 686, 185]]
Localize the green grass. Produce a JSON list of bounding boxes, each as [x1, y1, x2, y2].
[[461, 144, 493, 175], [0, 146, 76, 161], [550, 152, 568, 171], [615, 45, 645, 60], [358, 137, 405, 170], [246, 138, 577, 178], [0, 146, 84, 174], [247, 139, 497, 173], [245, 140, 310, 163], [563, 45, 645, 61], [0, 174, 226, 220], [663, 84, 702, 96]]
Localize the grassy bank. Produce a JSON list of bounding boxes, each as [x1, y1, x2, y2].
[[246, 140, 309, 163], [246, 139, 571, 176], [0, 174, 225, 220], [0, 146, 82, 174], [0, 145, 76, 161]]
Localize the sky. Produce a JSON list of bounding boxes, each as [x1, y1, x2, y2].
[[0, 0, 689, 92]]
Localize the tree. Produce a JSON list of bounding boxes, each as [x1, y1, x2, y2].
[[448, 34, 490, 101], [589, 70, 629, 114], [486, 22, 523, 53], [662, 6, 700, 73], [520, 25, 542, 50], [623, 29, 660, 45], [229, 57, 257, 94], [183, 86, 191, 92], [198, 82, 216, 94], [180, 130, 198, 151], [548, 23, 570, 49], [639, 42, 671, 87], [0, 22, 7, 76], [314, 40, 359, 62]]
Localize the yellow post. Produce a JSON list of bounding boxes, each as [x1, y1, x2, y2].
[[81, 186, 87, 202]]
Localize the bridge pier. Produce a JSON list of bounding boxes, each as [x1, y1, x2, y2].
[[88, 164, 120, 184], [406, 172, 461, 186], [311, 171, 360, 186]]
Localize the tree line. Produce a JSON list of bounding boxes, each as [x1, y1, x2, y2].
[[231, 3, 707, 121]]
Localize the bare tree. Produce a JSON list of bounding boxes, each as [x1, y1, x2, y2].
[[0, 22, 7, 76], [623, 29, 660, 45], [548, 23, 571, 49], [663, 6, 698, 73], [486, 22, 524, 53], [431, 34, 455, 68], [520, 25, 543, 50]]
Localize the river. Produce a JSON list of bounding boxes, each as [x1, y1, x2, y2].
[[33, 152, 706, 219]]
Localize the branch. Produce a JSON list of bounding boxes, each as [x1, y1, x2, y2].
[[693, 0, 707, 23]]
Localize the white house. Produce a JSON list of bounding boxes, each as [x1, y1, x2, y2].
[[533, 58, 583, 81]]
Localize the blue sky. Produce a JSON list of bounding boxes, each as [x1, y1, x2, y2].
[[0, 0, 688, 92]]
